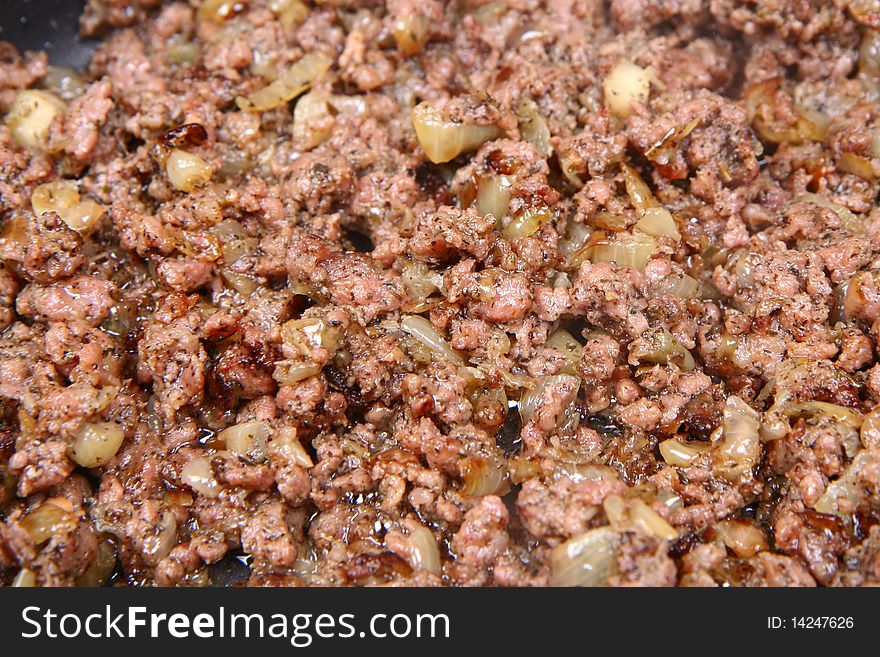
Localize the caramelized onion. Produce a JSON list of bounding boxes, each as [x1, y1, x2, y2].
[[713, 396, 762, 480], [603, 62, 651, 118], [411, 102, 502, 163], [166, 148, 212, 193], [5, 89, 66, 152], [220, 421, 271, 462], [550, 527, 618, 587], [181, 456, 221, 497], [715, 519, 767, 557], [658, 437, 710, 466], [400, 315, 465, 365], [68, 421, 125, 468], [236, 52, 332, 112], [603, 495, 678, 540]]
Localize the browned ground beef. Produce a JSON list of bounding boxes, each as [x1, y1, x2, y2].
[[2, 0, 880, 587]]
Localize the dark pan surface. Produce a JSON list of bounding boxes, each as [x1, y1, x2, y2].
[[0, 0, 95, 70]]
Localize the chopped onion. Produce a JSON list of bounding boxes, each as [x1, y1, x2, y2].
[[400, 314, 464, 365], [292, 91, 334, 150], [281, 317, 340, 357], [219, 421, 270, 462], [236, 52, 332, 112], [792, 81, 855, 132], [269, 426, 314, 468], [41, 66, 84, 101], [793, 193, 864, 234], [392, 14, 429, 56], [518, 374, 580, 423], [68, 421, 125, 468], [142, 510, 178, 560], [459, 454, 509, 496], [405, 524, 442, 575], [221, 271, 260, 296], [166, 148, 212, 193], [589, 231, 657, 271], [402, 260, 442, 303], [649, 273, 701, 299], [12, 568, 36, 587], [779, 401, 863, 429], [549, 526, 618, 587], [30, 181, 106, 234], [715, 519, 767, 557], [475, 175, 512, 220], [603, 62, 652, 119], [636, 207, 680, 241], [658, 437, 710, 466], [814, 450, 871, 517], [181, 456, 221, 497], [713, 395, 762, 480], [503, 205, 553, 239], [411, 101, 502, 164], [629, 328, 695, 370], [19, 500, 77, 545], [269, 0, 308, 29], [516, 97, 552, 157], [603, 495, 678, 540], [5, 89, 66, 152], [273, 360, 323, 385], [621, 163, 659, 214], [198, 0, 247, 23], [546, 329, 583, 375], [860, 406, 880, 449]]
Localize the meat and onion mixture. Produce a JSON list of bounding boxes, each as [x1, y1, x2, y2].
[[3, 0, 880, 587]]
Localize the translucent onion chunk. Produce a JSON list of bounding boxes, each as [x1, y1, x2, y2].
[[411, 101, 502, 163], [5, 89, 66, 152], [69, 421, 125, 468], [236, 52, 332, 112]]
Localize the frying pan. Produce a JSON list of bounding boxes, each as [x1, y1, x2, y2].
[[0, 0, 96, 69], [1, 1, 252, 587]]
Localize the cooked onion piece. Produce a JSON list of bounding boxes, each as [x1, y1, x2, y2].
[[273, 360, 323, 385], [12, 568, 37, 587], [629, 328, 695, 370], [404, 524, 442, 575], [198, 0, 247, 23], [236, 52, 332, 112], [518, 374, 580, 423], [31, 181, 106, 234], [269, 426, 314, 468], [292, 91, 334, 150], [603, 495, 678, 540], [715, 519, 767, 557], [503, 206, 553, 239], [658, 437, 710, 466], [459, 454, 509, 497], [713, 395, 762, 480], [219, 421, 271, 462], [814, 450, 872, 517], [411, 101, 502, 163], [181, 456, 221, 497], [393, 14, 429, 55], [41, 66, 85, 101], [475, 175, 512, 220], [400, 314, 465, 365], [166, 148, 212, 193], [19, 499, 77, 545], [281, 317, 340, 357], [5, 89, 66, 152], [589, 231, 657, 271], [269, 0, 309, 29], [550, 527, 619, 587], [68, 421, 125, 468], [546, 329, 583, 375], [603, 62, 652, 118], [516, 97, 552, 156], [636, 207, 681, 241]]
